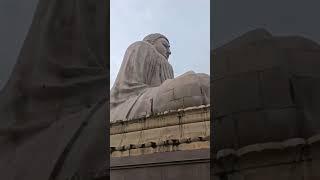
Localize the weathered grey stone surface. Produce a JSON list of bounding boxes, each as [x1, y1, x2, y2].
[[213, 29, 320, 151], [110, 105, 210, 157], [212, 29, 320, 180], [0, 0, 108, 179], [110, 149, 210, 180], [110, 34, 210, 122], [213, 135, 320, 180]]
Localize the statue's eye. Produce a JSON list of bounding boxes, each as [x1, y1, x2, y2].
[[163, 43, 169, 48]]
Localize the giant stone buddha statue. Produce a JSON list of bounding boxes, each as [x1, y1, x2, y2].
[[0, 0, 108, 179], [110, 33, 210, 122]]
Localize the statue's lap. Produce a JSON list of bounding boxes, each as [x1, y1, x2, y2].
[[129, 71, 210, 119]]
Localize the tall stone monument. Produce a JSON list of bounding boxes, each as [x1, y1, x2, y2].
[[109, 34, 210, 180], [212, 29, 320, 179], [0, 0, 108, 179], [110, 33, 210, 122]]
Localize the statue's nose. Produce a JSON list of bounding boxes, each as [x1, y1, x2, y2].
[[168, 49, 171, 55]]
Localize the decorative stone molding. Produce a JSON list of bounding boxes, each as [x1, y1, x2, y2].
[[110, 105, 210, 157], [214, 133, 320, 178]]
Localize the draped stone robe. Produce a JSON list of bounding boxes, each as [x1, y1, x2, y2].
[[110, 41, 174, 122], [110, 41, 210, 122], [0, 0, 108, 179]]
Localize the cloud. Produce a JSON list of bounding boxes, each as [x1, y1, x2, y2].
[[143, 8, 153, 21]]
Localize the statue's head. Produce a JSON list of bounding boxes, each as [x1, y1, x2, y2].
[[143, 33, 171, 59]]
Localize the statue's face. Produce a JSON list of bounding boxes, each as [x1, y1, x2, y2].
[[153, 38, 171, 59]]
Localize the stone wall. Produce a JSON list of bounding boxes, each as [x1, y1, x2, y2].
[[213, 135, 320, 180], [110, 105, 210, 157], [108, 105, 210, 180]]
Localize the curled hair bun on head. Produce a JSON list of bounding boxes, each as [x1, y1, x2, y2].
[[143, 33, 169, 45]]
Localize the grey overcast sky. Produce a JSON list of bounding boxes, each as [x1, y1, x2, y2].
[[0, 0, 39, 89], [110, 0, 211, 88], [2, 1, 320, 90]]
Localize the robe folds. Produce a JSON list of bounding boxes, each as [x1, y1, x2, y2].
[[110, 41, 174, 122], [0, 0, 108, 179], [110, 41, 210, 122]]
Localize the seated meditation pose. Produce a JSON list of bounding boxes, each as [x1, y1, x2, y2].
[[110, 33, 210, 122], [0, 0, 108, 179]]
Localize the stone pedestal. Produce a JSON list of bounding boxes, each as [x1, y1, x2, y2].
[[108, 105, 210, 180]]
